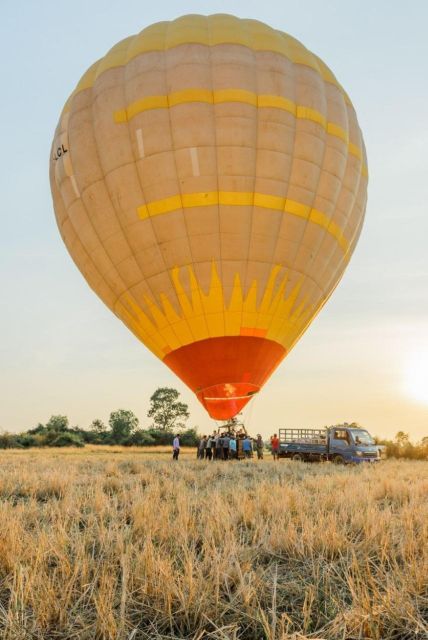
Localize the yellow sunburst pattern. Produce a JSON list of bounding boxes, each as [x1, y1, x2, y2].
[[114, 263, 316, 360]]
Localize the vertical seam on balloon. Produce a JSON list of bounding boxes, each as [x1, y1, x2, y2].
[[343, 194, 366, 268], [88, 43, 144, 310], [325, 162, 366, 294], [65, 70, 125, 305], [241, 20, 260, 328], [80, 63, 132, 298], [343, 202, 364, 267], [270, 58, 325, 343], [268, 48, 299, 303], [321, 99, 359, 293], [51, 163, 113, 307], [290, 65, 329, 303], [319, 107, 365, 295], [166, 21, 204, 346], [253, 95, 290, 325], [348, 180, 367, 248], [292, 90, 351, 333], [308, 87, 351, 308], [164, 18, 200, 346], [207, 16, 226, 330], [290, 68, 333, 312], [117, 32, 168, 331], [344, 130, 367, 252]]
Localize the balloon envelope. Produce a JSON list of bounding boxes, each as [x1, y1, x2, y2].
[[50, 14, 368, 420]]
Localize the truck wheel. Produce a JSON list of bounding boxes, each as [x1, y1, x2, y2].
[[292, 453, 304, 461], [333, 455, 345, 465]]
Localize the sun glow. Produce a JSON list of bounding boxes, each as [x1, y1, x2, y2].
[[403, 347, 428, 405]]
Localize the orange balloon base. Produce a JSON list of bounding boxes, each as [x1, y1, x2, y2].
[[163, 336, 286, 420]]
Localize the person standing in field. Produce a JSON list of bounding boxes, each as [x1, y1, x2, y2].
[[216, 434, 223, 460], [256, 434, 264, 459], [212, 434, 218, 459], [172, 434, 180, 461], [242, 436, 252, 459], [222, 433, 230, 460], [211, 434, 217, 460], [271, 433, 280, 460], [229, 435, 237, 459], [205, 435, 213, 461], [198, 436, 207, 459]]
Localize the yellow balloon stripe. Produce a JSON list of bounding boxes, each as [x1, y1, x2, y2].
[[137, 191, 350, 254], [68, 16, 352, 105], [114, 89, 366, 172]]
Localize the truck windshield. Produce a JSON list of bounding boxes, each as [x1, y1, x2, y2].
[[351, 430, 374, 445]]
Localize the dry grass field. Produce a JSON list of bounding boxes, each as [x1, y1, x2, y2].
[[0, 449, 426, 640]]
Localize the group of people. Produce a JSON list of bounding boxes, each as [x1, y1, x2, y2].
[[196, 432, 263, 460], [172, 432, 281, 461]]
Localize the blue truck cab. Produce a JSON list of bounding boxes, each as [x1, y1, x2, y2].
[[278, 426, 380, 464]]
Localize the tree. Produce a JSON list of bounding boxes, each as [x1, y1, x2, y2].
[[27, 423, 46, 435], [90, 419, 107, 434], [46, 415, 69, 432], [147, 387, 190, 432], [395, 431, 409, 447], [109, 409, 139, 443]]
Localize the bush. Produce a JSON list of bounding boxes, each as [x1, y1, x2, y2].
[[49, 432, 84, 448], [179, 428, 199, 447], [16, 433, 40, 448], [0, 432, 22, 449], [144, 429, 172, 445], [123, 430, 156, 446]]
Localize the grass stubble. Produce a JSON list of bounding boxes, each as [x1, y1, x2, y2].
[[0, 449, 426, 640]]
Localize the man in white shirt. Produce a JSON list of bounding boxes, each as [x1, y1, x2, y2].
[[172, 434, 180, 460]]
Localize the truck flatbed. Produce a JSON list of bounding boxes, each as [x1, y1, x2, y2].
[[278, 427, 379, 464]]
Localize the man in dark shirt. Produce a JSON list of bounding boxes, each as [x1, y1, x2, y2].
[[222, 434, 230, 460]]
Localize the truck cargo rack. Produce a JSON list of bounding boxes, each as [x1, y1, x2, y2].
[[279, 428, 327, 444]]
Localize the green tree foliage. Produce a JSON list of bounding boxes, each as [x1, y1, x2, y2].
[[50, 432, 84, 448], [178, 427, 199, 446], [147, 387, 189, 432], [90, 419, 107, 434], [109, 409, 139, 443], [6, 408, 422, 454], [46, 415, 69, 432], [0, 432, 21, 448], [27, 423, 46, 435], [0, 405, 197, 449]]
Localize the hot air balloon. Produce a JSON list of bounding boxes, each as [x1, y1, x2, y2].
[[50, 14, 368, 421]]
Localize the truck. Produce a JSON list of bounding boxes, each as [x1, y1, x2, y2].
[[278, 426, 380, 464]]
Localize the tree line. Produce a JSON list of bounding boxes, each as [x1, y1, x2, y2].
[[0, 388, 198, 449], [0, 390, 426, 458]]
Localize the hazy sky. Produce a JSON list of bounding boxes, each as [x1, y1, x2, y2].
[[1, 1, 427, 440]]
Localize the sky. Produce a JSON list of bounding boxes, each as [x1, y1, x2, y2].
[[1, 1, 427, 440]]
